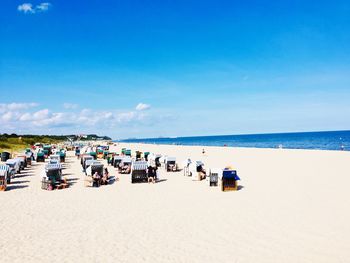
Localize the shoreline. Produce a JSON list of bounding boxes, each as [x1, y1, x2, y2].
[[114, 141, 349, 153], [1, 143, 349, 262]]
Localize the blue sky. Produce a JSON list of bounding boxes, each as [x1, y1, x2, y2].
[[1, 0, 350, 139]]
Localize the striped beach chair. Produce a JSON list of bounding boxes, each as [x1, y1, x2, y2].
[[131, 161, 148, 183], [0, 165, 10, 190], [43, 163, 65, 190], [207, 168, 221, 187]]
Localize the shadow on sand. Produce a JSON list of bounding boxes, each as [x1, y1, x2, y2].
[[10, 180, 30, 184], [157, 179, 168, 183], [6, 184, 29, 191]]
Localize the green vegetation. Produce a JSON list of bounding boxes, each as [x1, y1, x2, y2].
[[0, 133, 112, 152], [0, 134, 63, 152]]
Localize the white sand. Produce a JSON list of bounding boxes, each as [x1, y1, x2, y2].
[[0, 143, 349, 263]]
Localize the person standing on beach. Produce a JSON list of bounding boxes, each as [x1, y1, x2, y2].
[[147, 166, 156, 184]]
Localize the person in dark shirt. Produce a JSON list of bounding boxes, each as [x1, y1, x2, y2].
[[147, 166, 156, 184]]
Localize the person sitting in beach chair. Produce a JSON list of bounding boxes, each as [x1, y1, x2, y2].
[[101, 168, 109, 185], [191, 161, 206, 181], [92, 171, 101, 187], [197, 163, 206, 180], [121, 163, 131, 174], [147, 166, 157, 184]]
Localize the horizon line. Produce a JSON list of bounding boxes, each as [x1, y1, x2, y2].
[[118, 129, 350, 141]]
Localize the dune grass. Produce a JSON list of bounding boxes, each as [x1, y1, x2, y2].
[[0, 136, 62, 153]]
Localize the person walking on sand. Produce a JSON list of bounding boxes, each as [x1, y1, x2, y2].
[[202, 149, 205, 155]]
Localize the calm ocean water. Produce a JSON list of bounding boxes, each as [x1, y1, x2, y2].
[[120, 130, 350, 151]]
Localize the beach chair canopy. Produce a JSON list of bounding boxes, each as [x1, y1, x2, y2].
[[196, 161, 204, 167], [86, 162, 103, 175], [121, 157, 132, 163], [48, 159, 60, 165], [114, 156, 123, 161], [132, 161, 148, 171], [15, 157, 25, 163], [50, 154, 60, 160], [6, 159, 19, 166], [85, 160, 99, 167], [165, 157, 176, 162], [222, 170, 240, 180], [45, 163, 62, 171], [91, 163, 103, 169]]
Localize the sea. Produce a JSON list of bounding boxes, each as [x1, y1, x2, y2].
[[120, 130, 350, 151]]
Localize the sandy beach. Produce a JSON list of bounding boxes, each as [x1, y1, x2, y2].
[[1, 143, 349, 263]]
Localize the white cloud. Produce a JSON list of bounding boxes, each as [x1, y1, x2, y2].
[[0, 102, 38, 112], [36, 2, 51, 12], [0, 101, 167, 137], [17, 3, 34, 13], [117, 112, 136, 122], [2, 112, 14, 122], [136, 103, 151, 111], [19, 113, 32, 121], [17, 2, 51, 14], [33, 109, 50, 120], [63, 103, 79, 110]]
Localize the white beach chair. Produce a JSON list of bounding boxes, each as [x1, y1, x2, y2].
[[207, 168, 221, 187]]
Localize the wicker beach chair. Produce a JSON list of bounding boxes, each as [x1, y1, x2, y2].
[[0, 176, 7, 191], [165, 157, 177, 172], [0, 165, 10, 188], [120, 157, 132, 174], [221, 169, 240, 191]]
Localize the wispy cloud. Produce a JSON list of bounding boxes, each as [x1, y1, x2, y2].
[[135, 103, 151, 111], [63, 103, 79, 110], [17, 2, 51, 14], [0, 102, 38, 112], [36, 2, 51, 12]]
